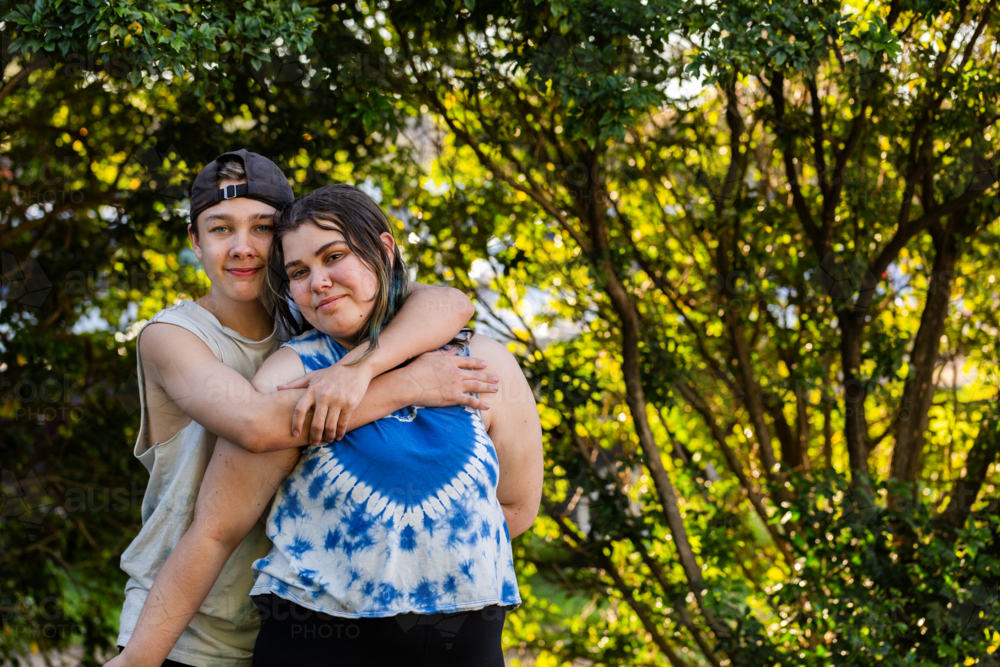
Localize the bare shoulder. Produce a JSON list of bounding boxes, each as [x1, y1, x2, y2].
[[251, 346, 306, 393], [139, 321, 213, 361], [468, 333, 535, 431], [468, 333, 523, 377], [137, 322, 218, 376]]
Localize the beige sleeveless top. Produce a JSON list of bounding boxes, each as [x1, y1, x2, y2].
[[117, 301, 279, 667]]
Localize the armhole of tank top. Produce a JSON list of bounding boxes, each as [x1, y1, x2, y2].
[[132, 314, 221, 457], [132, 324, 152, 459]]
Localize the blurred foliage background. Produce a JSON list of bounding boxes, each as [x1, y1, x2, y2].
[[2, 0, 998, 665]]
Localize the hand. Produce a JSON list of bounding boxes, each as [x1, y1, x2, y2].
[[404, 349, 498, 410], [277, 362, 375, 445]]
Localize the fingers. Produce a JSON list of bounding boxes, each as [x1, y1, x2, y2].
[[464, 380, 499, 395], [455, 368, 498, 388], [310, 400, 331, 446], [454, 356, 489, 370], [323, 404, 350, 442], [291, 394, 313, 437], [473, 371, 500, 385], [461, 393, 491, 411], [322, 415, 338, 444], [278, 371, 314, 390], [335, 409, 351, 441]]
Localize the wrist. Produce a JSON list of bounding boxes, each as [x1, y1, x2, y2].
[[392, 367, 419, 408], [340, 348, 381, 378], [115, 648, 141, 667]]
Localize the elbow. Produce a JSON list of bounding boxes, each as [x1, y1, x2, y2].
[[229, 414, 265, 453], [459, 297, 475, 324], [520, 505, 540, 536], [191, 509, 246, 552], [504, 502, 540, 540], [446, 287, 475, 324]]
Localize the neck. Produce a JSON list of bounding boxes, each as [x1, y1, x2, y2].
[[197, 289, 273, 340], [331, 334, 359, 350]]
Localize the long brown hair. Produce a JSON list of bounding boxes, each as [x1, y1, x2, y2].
[[267, 184, 410, 363]]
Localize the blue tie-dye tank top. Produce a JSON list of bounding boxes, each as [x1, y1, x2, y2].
[[250, 328, 522, 617]]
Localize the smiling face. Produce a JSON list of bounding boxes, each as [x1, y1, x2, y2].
[[282, 219, 396, 347], [188, 179, 277, 303]]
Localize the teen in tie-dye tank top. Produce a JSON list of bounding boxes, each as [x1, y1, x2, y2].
[[250, 327, 521, 616], [244, 184, 542, 666]]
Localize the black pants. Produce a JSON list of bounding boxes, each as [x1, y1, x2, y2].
[[117, 646, 192, 667], [251, 594, 506, 667]]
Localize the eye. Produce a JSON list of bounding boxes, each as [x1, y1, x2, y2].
[[325, 252, 343, 263], [289, 268, 308, 280], [210, 225, 230, 233], [255, 224, 274, 233]]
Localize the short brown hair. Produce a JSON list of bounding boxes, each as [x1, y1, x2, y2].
[[216, 157, 247, 184]]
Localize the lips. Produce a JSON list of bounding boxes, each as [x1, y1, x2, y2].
[[317, 294, 346, 311], [227, 267, 262, 277]]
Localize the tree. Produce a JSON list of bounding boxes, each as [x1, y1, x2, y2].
[[361, 0, 999, 663], [3, 0, 998, 664]]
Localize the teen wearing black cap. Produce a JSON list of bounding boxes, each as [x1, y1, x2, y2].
[[108, 150, 498, 667]]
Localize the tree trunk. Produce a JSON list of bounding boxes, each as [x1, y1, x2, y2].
[[839, 315, 871, 484], [794, 383, 811, 470], [544, 506, 696, 667], [766, 400, 800, 470], [629, 534, 725, 667], [939, 401, 1000, 528], [823, 359, 833, 469], [604, 560, 698, 667], [889, 220, 961, 502], [584, 178, 734, 645], [729, 323, 781, 478]]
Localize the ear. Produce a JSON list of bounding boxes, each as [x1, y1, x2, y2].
[[379, 231, 396, 268], [188, 222, 203, 260]]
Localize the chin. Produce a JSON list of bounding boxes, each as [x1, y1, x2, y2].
[[311, 317, 361, 342], [222, 284, 264, 302]]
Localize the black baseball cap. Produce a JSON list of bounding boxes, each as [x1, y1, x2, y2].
[[189, 149, 294, 225]]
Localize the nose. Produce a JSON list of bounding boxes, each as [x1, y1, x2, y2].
[[310, 268, 333, 293], [229, 230, 257, 260]]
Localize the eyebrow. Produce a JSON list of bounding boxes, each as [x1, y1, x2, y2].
[[284, 240, 348, 270], [203, 211, 275, 224]]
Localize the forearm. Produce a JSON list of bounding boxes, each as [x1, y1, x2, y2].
[[226, 387, 309, 451], [118, 528, 234, 667], [339, 285, 472, 376], [254, 369, 413, 452], [119, 438, 294, 665]]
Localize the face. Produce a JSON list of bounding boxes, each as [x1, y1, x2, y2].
[[282, 219, 395, 347], [189, 180, 277, 303]]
